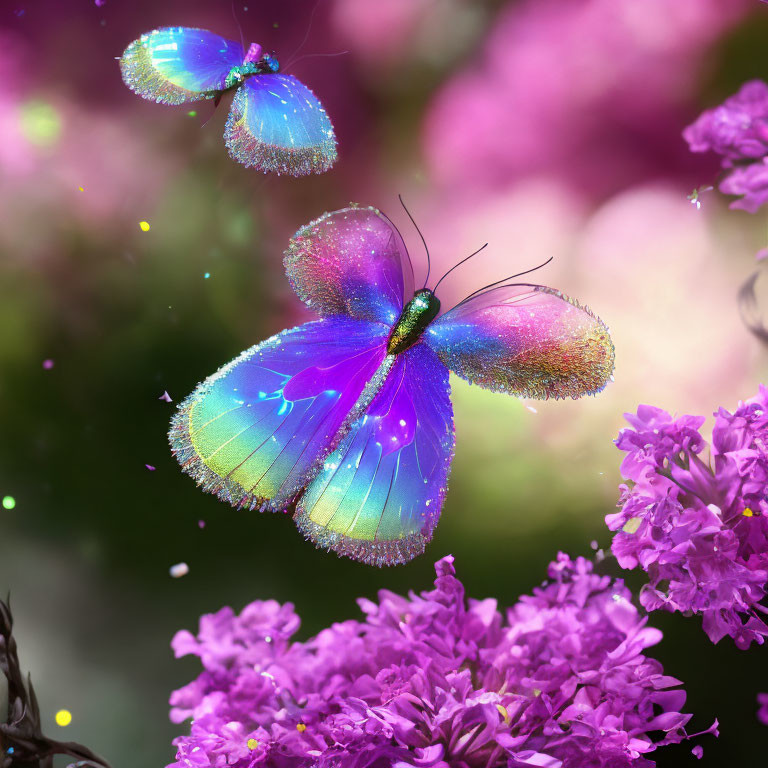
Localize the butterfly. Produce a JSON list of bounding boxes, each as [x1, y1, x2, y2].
[[169, 205, 615, 566], [120, 27, 337, 176]]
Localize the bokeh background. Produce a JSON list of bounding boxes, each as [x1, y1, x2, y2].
[[2, 0, 768, 765]]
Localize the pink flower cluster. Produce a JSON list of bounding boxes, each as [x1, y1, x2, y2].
[[607, 387, 768, 648], [684, 80, 768, 212], [168, 555, 703, 768]]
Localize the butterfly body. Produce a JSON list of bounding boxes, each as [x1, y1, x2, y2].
[[120, 27, 336, 175], [170, 206, 615, 566], [387, 289, 441, 354]]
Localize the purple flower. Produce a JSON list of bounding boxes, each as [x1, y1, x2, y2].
[[758, 693, 768, 725], [167, 555, 707, 768], [684, 80, 768, 212], [607, 387, 768, 648]]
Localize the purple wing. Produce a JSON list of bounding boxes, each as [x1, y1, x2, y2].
[[120, 27, 244, 105], [294, 343, 454, 567], [224, 74, 337, 176], [169, 318, 390, 511], [425, 284, 615, 400], [284, 206, 415, 326]]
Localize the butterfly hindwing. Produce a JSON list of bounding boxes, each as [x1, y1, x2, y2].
[[169, 318, 390, 511], [224, 74, 337, 176], [284, 206, 414, 324], [294, 343, 454, 567], [425, 284, 615, 399], [120, 27, 244, 105]]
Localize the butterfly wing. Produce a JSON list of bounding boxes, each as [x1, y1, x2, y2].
[[425, 284, 614, 399], [224, 74, 337, 175], [294, 343, 454, 567], [169, 318, 391, 511], [120, 27, 244, 105], [284, 205, 415, 324]]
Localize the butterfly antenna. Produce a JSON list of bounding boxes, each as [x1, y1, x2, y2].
[[397, 195, 431, 289], [453, 256, 554, 309], [432, 243, 489, 294], [286, 50, 350, 68], [231, 0, 247, 53], [284, 0, 325, 70]]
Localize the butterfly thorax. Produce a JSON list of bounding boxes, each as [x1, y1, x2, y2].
[[224, 47, 279, 89], [387, 289, 441, 355]]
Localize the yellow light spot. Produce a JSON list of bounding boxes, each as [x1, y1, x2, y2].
[[296, 723, 306, 733], [247, 738, 259, 750], [533, 688, 541, 697], [743, 508, 754, 517], [2, 496, 15, 510], [622, 516, 642, 534], [78, 186, 84, 192], [139, 221, 151, 232], [55, 709, 72, 727]]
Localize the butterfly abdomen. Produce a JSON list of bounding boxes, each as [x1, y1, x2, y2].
[[387, 289, 441, 355]]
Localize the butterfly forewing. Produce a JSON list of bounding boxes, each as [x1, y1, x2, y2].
[[284, 206, 415, 324], [120, 27, 244, 104], [295, 343, 454, 567], [169, 318, 390, 511], [224, 75, 338, 176], [425, 284, 615, 400]]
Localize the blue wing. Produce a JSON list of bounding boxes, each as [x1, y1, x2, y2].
[[120, 27, 244, 105], [169, 318, 389, 511], [224, 74, 337, 175], [294, 343, 454, 566]]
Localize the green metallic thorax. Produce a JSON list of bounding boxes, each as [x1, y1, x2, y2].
[[224, 62, 260, 90], [387, 289, 441, 355]]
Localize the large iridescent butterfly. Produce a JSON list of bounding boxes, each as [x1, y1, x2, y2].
[[119, 27, 337, 176], [169, 205, 615, 566]]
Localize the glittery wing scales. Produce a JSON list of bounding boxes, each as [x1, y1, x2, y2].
[[425, 285, 615, 399], [120, 27, 244, 104], [294, 343, 454, 567], [284, 206, 415, 324], [169, 318, 390, 511], [224, 74, 337, 175]]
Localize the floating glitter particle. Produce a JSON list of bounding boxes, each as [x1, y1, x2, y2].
[[247, 738, 258, 750], [203, 272, 211, 279], [145, 464, 156, 471], [55, 709, 72, 727], [78, 186, 84, 192], [523, 402, 537, 414], [198, 520, 206, 529], [170, 562, 189, 578], [42, 359, 54, 369], [139, 221, 150, 232], [686, 185, 713, 210], [188, 110, 197, 117], [159, 390, 173, 402], [2, 496, 16, 510]]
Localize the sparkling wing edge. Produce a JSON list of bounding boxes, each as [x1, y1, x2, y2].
[[120, 27, 225, 105], [223, 77, 338, 176], [168, 331, 287, 513]]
